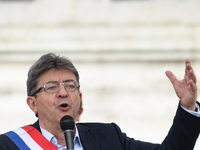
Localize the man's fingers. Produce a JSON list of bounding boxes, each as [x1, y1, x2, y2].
[[185, 60, 197, 83], [188, 79, 197, 93], [165, 70, 177, 84]]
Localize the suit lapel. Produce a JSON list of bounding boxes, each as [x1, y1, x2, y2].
[[31, 120, 41, 132], [77, 124, 100, 150]]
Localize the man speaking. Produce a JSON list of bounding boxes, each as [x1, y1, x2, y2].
[[0, 53, 200, 150]]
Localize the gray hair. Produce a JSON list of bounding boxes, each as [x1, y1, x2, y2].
[[26, 53, 80, 96]]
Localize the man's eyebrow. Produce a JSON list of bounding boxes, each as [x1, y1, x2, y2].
[[46, 81, 59, 84], [46, 80, 75, 83], [63, 79, 75, 82]]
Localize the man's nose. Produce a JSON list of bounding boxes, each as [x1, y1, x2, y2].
[[57, 83, 68, 97]]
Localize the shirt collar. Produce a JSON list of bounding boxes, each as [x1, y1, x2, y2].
[[40, 125, 82, 148]]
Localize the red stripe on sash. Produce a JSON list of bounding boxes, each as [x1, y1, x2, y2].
[[21, 125, 58, 150]]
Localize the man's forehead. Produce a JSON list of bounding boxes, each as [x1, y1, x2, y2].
[[39, 69, 77, 83]]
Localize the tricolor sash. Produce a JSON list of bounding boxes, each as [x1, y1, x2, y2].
[[4, 125, 58, 150]]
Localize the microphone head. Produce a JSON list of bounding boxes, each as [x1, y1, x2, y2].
[[60, 115, 75, 131]]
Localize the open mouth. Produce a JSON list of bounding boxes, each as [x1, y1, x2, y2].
[[60, 104, 68, 107], [59, 103, 69, 110]]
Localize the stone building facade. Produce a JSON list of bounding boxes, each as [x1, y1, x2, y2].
[[0, 0, 200, 149]]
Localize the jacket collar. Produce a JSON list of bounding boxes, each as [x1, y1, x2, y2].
[[31, 120, 41, 132], [76, 123, 100, 150]]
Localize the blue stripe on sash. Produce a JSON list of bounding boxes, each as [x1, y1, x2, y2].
[[5, 131, 31, 150]]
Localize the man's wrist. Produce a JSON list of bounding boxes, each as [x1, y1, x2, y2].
[[181, 102, 200, 117], [180, 101, 197, 111]]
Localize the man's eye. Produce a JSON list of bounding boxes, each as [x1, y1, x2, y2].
[[47, 85, 57, 90], [66, 84, 75, 89]]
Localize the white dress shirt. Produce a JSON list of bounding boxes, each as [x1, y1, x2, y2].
[[40, 126, 83, 150]]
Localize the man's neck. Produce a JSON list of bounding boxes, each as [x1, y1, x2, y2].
[[39, 120, 66, 146]]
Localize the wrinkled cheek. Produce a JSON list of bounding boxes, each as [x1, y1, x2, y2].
[[72, 102, 81, 117], [37, 103, 52, 116]]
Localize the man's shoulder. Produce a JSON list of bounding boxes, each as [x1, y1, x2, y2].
[[76, 122, 127, 148], [0, 122, 39, 150], [0, 134, 13, 143], [0, 134, 20, 150], [0, 133, 9, 140], [76, 122, 122, 133]]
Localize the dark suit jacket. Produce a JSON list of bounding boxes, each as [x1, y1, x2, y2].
[[1, 105, 200, 150]]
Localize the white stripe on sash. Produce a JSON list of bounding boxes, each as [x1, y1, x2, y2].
[[13, 127, 43, 150]]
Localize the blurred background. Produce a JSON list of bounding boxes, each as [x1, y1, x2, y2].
[[0, 0, 200, 149]]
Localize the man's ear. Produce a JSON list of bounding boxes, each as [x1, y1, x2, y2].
[[26, 96, 38, 115], [79, 92, 82, 100], [79, 107, 83, 116]]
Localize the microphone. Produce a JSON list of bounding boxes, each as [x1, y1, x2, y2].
[[60, 115, 75, 150]]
